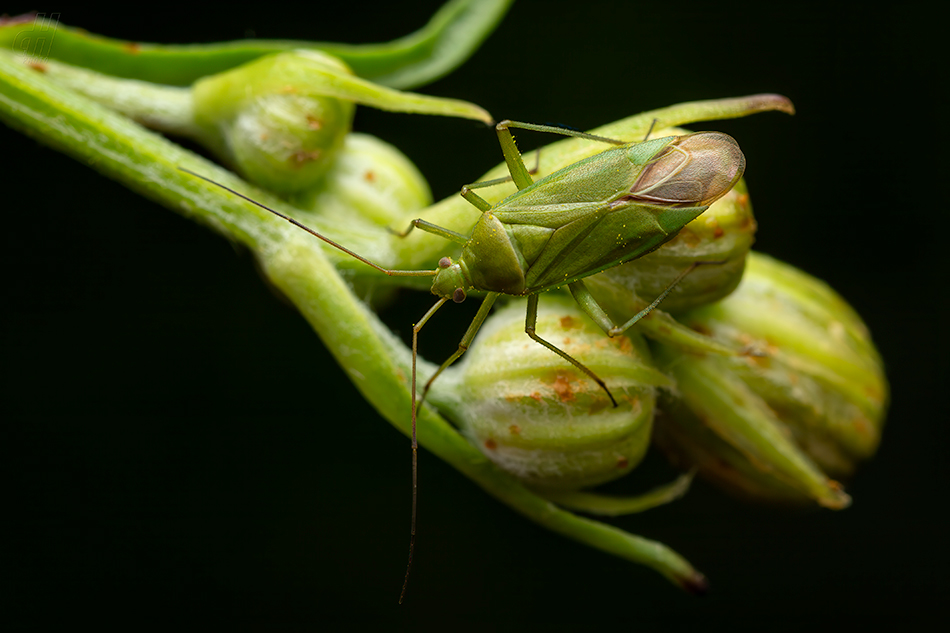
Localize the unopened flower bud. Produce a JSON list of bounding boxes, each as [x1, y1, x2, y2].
[[191, 49, 489, 196], [653, 252, 888, 508], [585, 179, 756, 316], [430, 294, 672, 490], [193, 51, 355, 194], [297, 132, 432, 229]]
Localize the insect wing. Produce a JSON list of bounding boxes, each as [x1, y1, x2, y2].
[[632, 132, 745, 207], [520, 199, 707, 292], [493, 147, 639, 227], [489, 147, 646, 291], [518, 133, 744, 291]]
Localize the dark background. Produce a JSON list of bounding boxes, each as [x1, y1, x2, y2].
[[3, 1, 943, 629]]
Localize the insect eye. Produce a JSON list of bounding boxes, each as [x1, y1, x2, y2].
[[453, 288, 467, 303], [439, 257, 453, 269]]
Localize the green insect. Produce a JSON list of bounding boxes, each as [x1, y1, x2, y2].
[[180, 119, 745, 600]]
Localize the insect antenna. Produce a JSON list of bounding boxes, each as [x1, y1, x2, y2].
[[177, 168, 436, 279]]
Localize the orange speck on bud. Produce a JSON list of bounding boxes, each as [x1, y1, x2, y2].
[[291, 149, 322, 165], [550, 371, 576, 402]]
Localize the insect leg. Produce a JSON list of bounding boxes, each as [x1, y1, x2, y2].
[[568, 264, 700, 337], [389, 218, 469, 243], [570, 274, 749, 357], [494, 121, 535, 190], [524, 294, 618, 407], [401, 291, 498, 601], [642, 118, 658, 141], [401, 295, 449, 604], [495, 120, 627, 191], [500, 120, 628, 145], [418, 292, 499, 407], [459, 184, 494, 211], [457, 147, 538, 206], [457, 148, 539, 211]]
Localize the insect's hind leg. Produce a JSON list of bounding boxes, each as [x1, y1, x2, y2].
[[568, 264, 746, 357], [524, 294, 618, 407], [568, 265, 701, 339]]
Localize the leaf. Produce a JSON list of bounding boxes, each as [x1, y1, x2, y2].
[[0, 0, 514, 89]]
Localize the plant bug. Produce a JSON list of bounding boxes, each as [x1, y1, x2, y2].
[[179, 119, 745, 601]]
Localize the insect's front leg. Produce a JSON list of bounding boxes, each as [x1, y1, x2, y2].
[[389, 218, 469, 243], [418, 292, 499, 407], [524, 294, 618, 407], [459, 180, 498, 212]]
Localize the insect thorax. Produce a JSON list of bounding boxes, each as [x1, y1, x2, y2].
[[458, 212, 527, 295]]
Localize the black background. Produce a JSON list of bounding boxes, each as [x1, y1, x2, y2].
[[3, 1, 943, 629]]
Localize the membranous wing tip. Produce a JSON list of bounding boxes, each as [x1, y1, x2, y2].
[[631, 132, 745, 207]]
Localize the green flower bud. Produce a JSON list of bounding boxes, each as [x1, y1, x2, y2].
[[585, 178, 756, 315], [193, 51, 356, 194], [191, 49, 489, 196], [653, 252, 888, 508], [296, 132, 432, 230], [430, 294, 672, 490], [12, 46, 489, 199]]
